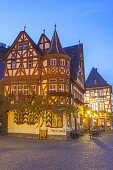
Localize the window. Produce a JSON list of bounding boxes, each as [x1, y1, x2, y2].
[[65, 79, 69, 84], [60, 59, 65, 66], [12, 61, 16, 69], [27, 112, 35, 124], [18, 43, 23, 50], [52, 114, 63, 128], [59, 84, 64, 92], [99, 119, 105, 126], [24, 42, 28, 49], [90, 103, 95, 111], [49, 79, 56, 83], [67, 61, 70, 69], [66, 85, 69, 92], [98, 89, 103, 96], [31, 85, 36, 95], [59, 79, 64, 83], [28, 60, 32, 68], [24, 85, 29, 95], [11, 86, 17, 95], [49, 84, 57, 92], [90, 90, 95, 97], [18, 85, 23, 94], [50, 59, 56, 66], [98, 103, 104, 111], [94, 78, 98, 85]]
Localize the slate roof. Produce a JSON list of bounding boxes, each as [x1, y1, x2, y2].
[[0, 47, 8, 80], [86, 67, 110, 88], [64, 44, 83, 80], [0, 61, 4, 80], [47, 28, 67, 55]]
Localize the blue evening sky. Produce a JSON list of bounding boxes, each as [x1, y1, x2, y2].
[[0, 0, 113, 86]]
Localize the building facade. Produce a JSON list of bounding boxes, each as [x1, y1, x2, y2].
[[1, 28, 85, 140], [84, 67, 112, 129]]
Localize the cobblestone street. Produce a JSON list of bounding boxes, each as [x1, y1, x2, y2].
[[1, 131, 113, 170]]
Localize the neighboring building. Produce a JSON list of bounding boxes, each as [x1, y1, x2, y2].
[[0, 43, 8, 80], [1, 27, 85, 140], [84, 67, 112, 128]]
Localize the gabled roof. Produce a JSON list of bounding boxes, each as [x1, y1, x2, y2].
[[86, 67, 110, 88], [3, 31, 42, 61], [0, 61, 4, 80], [37, 33, 50, 46], [47, 28, 67, 55], [64, 44, 83, 80]]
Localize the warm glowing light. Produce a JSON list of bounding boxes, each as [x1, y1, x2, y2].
[[88, 110, 90, 114]]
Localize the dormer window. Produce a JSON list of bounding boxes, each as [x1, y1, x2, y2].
[[28, 60, 32, 68], [24, 42, 28, 49], [60, 59, 65, 66], [12, 61, 16, 69], [50, 59, 56, 66], [94, 78, 98, 85], [18, 43, 23, 50]]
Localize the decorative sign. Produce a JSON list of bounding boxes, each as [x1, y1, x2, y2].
[[50, 129, 65, 133]]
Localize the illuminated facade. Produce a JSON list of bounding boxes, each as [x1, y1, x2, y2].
[[84, 67, 112, 128], [2, 27, 85, 139]]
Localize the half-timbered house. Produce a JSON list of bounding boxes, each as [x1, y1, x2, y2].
[[84, 67, 112, 129], [2, 27, 85, 140]]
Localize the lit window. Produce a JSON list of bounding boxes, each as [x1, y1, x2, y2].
[[18, 44, 23, 50], [67, 61, 70, 68], [90, 90, 95, 97], [99, 119, 105, 126], [50, 59, 56, 66], [24, 85, 29, 95], [60, 59, 65, 66], [49, 84, 57, 92], [12, 61, 16, 69], [52, 114, 63, 128], [31, 85, 36, 95], [28, 60, 32, 68], [11, 86, 17, 95], [59, 84, 64, 92], [90, 103, 95, 111], [24, 42, 28, 49], [98, 89, 103, 96], [18, 85, 23, 94], [49, 79, 56, 83], [98, 102, 104, 111]]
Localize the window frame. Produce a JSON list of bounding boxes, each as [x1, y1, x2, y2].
[[90, 90, 95, 97], [18, 43, 23, 50], [59, 84, 64, 92], [12, 60, 16, 69], [24, 42, 28, 49], [60, 59, 65, 66], [28, 59, 32, 68], [98, 102, 104, 111], [49, 84, 57, 92], [50, 59, 56, 66], [52, 113, 63, 128], [98, 89, 103, 96]]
